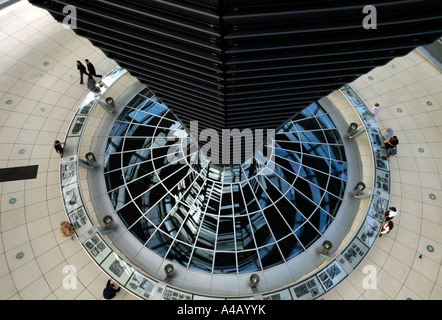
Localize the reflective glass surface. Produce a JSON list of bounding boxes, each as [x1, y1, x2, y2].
[[104, 91, 347, 274]]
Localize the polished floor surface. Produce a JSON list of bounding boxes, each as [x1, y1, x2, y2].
[[0, 1, 441, 300]]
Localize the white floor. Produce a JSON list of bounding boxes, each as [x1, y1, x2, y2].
[[0, 0, 441, 300]]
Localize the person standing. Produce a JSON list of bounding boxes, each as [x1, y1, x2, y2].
[[54, 140, 64, 158], [87, 75, 98, 93], [59, 221, 75, 240], [371, 103, 381, 117], [384, 207, 399, 222], [85, 59, 102, 78], [378, 220, 394, 237], [76, 60, 89, 84], [380, 127, 394, 140], [103, 278, 121, 299], [385, 135, 399, 150]]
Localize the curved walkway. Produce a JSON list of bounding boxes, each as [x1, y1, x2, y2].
[[0, 1, 441, 300]]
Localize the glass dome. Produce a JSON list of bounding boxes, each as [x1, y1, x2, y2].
[[103, 88, 347, 275]]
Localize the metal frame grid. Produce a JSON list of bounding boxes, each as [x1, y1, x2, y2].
[[103, 93, 347, 274]]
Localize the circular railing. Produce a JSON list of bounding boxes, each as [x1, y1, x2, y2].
[[60, 67, 389, 300]]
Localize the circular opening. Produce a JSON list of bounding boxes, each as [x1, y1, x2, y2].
[[102, 96, 349, 276]]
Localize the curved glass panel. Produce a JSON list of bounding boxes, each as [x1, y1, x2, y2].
[[104, 92, 347, 274]]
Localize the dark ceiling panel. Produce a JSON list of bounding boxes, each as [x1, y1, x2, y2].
[[29, 0, 442, 136]]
